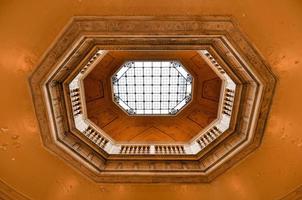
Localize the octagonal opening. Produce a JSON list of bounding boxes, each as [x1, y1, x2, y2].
[[30, 17, 277, 182], [83, 51, 222, 143], [111, 61, 193, 116]]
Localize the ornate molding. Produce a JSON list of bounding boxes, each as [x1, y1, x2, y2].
[[29, 16, 276, 182]]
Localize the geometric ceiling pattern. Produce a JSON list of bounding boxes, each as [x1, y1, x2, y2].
[[78, 50, 223, 146], [84, 50, 220, 144], [111, 60, 193, 116], [74, 49, 229, 148], [29, 16, 276, 182]]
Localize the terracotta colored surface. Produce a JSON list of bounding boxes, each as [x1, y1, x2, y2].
[[84, 51, 220, 143], [0, 0, 302, 199]]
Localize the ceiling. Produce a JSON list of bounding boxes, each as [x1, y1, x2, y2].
[[84, 50, 220, 143], [0, 0, 302, 199]]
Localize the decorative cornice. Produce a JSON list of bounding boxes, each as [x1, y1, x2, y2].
[[29, 16, 276, 182]]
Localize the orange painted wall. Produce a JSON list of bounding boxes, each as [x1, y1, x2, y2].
[[0, 0, 302, 199]]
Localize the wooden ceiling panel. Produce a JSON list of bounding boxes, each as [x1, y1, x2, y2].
[[129, 127, 175, 142], [202, 78, 222, 102], [102, 117, 153, 141], [88, 108, 118, 128], [88, 53, 115, 80], [152, 117, 202, 141], [84, 78, 104, 102], [187, 108, 216, 128], [191, 53, 218, 81]]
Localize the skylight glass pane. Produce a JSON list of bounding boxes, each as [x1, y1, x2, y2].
[[112, 61, 193, 115]]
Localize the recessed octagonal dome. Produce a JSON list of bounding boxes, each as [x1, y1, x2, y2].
[[84, 50, 221, 143], [111, 61, 193, 115]]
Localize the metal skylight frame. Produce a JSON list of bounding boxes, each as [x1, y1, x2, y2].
[[111, 61, 193, 116]]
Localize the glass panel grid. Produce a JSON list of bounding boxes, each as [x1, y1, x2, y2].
[[112, 61, 192, 115]]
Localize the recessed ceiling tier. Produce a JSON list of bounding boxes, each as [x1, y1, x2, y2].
[[30, 16, 276, 183], [83, 51, 221, 143]]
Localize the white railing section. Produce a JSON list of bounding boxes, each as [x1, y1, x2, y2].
[[69, 50, 105, 91], [118, 144, 186, 155], [80, 50, 104, 74], [223, 89, 235, 116], [69, 50, 112, 152], [196, 126, 222, 148], [201, 50, 226, 74], [73, 114, 88, 131], [155, 145, 186, 155], [120, 145, 150, 154], [186, 50, 237, 153], [83, 126, 109, 149], [70, 88, 82, 116], [199, 50, 236, 89]]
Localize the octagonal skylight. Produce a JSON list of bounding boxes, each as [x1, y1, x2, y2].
[[112, 61, 193, 115]]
